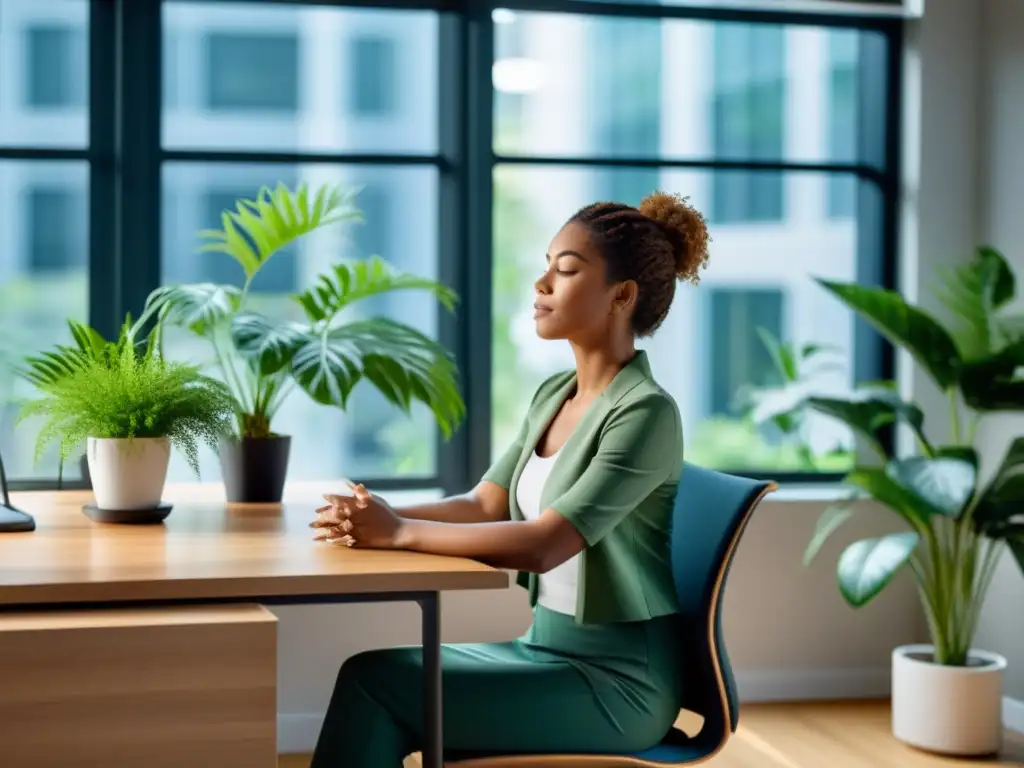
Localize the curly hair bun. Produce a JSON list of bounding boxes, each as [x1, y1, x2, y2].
[[638, 191, 711, 284]]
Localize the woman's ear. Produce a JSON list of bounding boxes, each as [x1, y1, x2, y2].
[[612, 280, 639, 315]]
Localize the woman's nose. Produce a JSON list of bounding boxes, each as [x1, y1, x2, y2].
[[534, 274, 551, 295]]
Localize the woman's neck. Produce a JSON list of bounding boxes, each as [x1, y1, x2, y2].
[[568, 340, 637, 401]]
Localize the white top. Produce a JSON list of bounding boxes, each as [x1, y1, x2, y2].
[[515, 449, 581, 616]]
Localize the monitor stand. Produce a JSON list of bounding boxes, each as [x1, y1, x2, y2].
[[0, 451, 35, 533]]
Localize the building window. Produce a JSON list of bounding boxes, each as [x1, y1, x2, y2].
[[588, 18, 661, 204], [710, 24, 786, 223], [26, 188, 81, 272], [24, 26, 85, 108], [205, 33, 299, 111], [828, 30, 858, 219], [203, 192, 297, 293], [707, 288, 785, 416], [349, 36, 397, 117]]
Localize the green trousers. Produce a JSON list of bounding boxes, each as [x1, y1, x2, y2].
[[310, 605, 683, 767]]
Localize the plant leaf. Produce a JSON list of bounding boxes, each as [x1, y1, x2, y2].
[[815, 278, 961, 390], [288, 317, 466, 438], [200, 182, 362, 280], [959, 338, 1024, 411], [141, 283, 242, 336], [837, 532, 920, 608], [885, 454, 977, 518], [1008, 532, 1024, 578], [843, 467, 938, 527], [756, 326, 797, 381], [231, 312, 307, 376], [932, 246, 1015, 361], [973, 437, 1024, 532], [804, 500, 855, 566], [807, 387, 929, 458], [294, 257, 458, 325]]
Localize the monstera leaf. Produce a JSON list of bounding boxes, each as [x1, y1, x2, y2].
[[233, 315, 465, 438], [815, 279, 962, 391], [141, 283, 242, 336]]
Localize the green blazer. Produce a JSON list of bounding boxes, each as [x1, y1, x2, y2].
[[484, 351, 683, 625]]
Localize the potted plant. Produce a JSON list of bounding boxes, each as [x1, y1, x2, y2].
[[17, 316, 234, 522], [139, 182, 464, 502], [786, 246, 1024, 756]]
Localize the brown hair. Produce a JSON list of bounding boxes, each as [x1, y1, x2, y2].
[[569, 191, 711, 336]]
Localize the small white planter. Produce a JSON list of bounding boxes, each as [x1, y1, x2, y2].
[[87, 437, 171, 511], [892, 644, 1007, 756]]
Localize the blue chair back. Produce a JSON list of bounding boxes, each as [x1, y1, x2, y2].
[[669, 463, 775, 746]]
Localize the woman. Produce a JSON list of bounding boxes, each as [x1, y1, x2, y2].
[[310, 191, 711, 767]]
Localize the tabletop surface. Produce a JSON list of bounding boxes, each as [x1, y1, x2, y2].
[[0, 483, 508, 607]]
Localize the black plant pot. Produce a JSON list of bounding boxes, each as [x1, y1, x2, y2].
[[219, 435, 291, 503], [79, 454, 92, 489]]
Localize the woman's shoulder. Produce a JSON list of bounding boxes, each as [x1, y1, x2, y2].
[[609, 383, 682, 437]]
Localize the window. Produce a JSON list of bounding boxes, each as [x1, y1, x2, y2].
[[3, 1, 900, 489], [0, 163, 89, 481], [491, 11, 896, 481], [828, 31, 859, 219], [24, 26, 85, 108], [27, 188, 81, 272], [707, 288, 784, 416], [587, 18, 661, 204], [349, 37, 398, 117], [710, 24, 786, 223], [163, 3, 438, 154], [205, 32, 299, 111]]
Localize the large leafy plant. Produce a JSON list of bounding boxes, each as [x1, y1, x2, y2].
[[17, 316, 234, 477], [799, 246, 1024, 666], [138, 182, 465, 440]]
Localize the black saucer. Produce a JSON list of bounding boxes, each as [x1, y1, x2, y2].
[[82, 502, 173, 525]]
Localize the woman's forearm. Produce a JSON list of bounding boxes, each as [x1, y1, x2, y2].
[[394, 494, 493, 524], [396, 519, 546, 572], [393, 483, 509, 524]]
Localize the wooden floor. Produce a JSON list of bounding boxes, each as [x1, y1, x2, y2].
[[279, 700, 1024, 767]]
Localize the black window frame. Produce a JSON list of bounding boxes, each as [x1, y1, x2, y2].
[[0, 0, 902, 491]]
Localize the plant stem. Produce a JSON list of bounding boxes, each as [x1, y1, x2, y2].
[[211, 332, 250, 414], [948, 389, 962, 444]]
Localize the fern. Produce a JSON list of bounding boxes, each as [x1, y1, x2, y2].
[[17, 323, 235, 478]]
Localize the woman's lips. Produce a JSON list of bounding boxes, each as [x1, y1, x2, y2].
[[533, 304, 553, 318]]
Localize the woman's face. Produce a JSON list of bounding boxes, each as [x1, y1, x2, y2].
[[533, 221, 634, 342]]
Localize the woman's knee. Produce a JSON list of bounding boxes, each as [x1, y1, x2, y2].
[[336, 647, 419, 691]]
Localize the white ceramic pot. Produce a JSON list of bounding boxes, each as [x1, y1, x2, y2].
[[86, 437, 171, 511], [892, 644, 1007, 756]]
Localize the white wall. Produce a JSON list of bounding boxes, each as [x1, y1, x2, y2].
[[973, 0, 1024, 705]]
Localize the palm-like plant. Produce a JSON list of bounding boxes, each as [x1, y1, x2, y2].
[[138, 182, 465, 441], [799, 246, 1024, 666], [738, 327, 844, 470]]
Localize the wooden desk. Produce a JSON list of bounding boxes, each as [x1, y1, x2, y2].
[[0, 484, 509, 768]]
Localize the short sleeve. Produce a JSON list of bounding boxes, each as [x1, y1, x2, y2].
[[548, 394, 681, 546], [481, 417, 528, 490]]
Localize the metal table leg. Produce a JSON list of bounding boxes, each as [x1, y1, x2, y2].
[[419, 592, 443, 768]]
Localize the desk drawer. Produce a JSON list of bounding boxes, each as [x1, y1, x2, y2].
[[0, 603, 277, 768]]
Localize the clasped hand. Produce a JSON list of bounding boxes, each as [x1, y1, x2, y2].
[[311, 479, 406, 550]]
